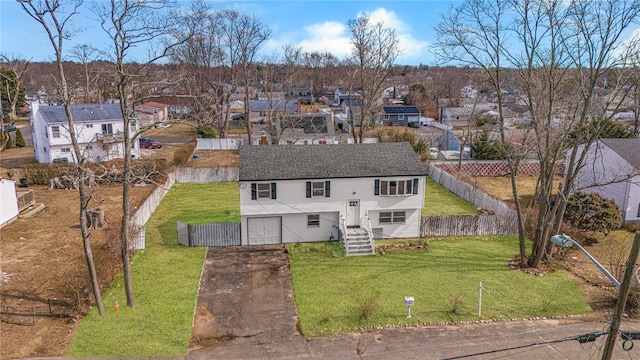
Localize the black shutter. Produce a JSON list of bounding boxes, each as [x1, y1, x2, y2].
[[374, 179, 380, 195], [306, 181, 311, 198], [271, 182, 277, 199], [413, 178, 419, 194], [251, 183, 257, 200], [325, 181, 330, 197]]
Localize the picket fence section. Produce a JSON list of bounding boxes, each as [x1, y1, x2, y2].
[[177, 221, 241, 247], [420, 214, 519, 237]]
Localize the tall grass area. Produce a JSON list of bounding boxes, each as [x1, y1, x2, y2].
[[422, 177, 477, 215], [288, 237, 591, 337], [68, 183, 240, 357]]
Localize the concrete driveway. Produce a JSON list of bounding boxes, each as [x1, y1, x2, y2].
[[189, 245, 302, 353], [188, 245, 640, 360]]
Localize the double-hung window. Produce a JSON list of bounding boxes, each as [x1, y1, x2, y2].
[[251, 182, 277, 200], [307, 214, 320, 227], [379, 211, 406, 224], [51, 126, 60, 138], [306, 181, 330, 198]]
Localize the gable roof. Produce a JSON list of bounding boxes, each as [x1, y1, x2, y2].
[[239, 142, 427, 181], [38, 103, 123, 124], [601, 138, 640, 169], [143, 101, 168, 109], [250, 100, 298, 112], [382, 106, 420, 114]]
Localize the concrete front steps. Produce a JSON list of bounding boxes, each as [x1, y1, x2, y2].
[[344, 227, 375, 256]]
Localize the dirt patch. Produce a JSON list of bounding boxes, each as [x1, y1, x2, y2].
[[0, 146, 35, 178], [0, 183, 155, 359], [189, 150, 239, 168]]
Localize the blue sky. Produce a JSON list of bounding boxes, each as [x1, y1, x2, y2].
[[0, 1, 458, 66]]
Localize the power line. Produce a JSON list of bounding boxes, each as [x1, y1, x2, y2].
[[337, 321, 609, 360]]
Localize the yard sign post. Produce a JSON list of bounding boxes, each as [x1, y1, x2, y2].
[[478, 282, 491, 317]]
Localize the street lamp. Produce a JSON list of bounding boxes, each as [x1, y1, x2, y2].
[[550, 234, 620, 287]]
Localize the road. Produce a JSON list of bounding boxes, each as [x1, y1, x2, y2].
[[187, 246, 640, 360]]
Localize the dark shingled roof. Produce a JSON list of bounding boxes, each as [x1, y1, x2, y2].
[[39, 103, 123, 124], [382, 106, 420, 114], [602, 138, 640, 169], [240, 142, 428, 181]]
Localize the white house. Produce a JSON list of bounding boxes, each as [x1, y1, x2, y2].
[[239, 142, 427, 254], [30, 102, 140, 163], [0, 179, 18, 228], [571, 138, 640, 225]]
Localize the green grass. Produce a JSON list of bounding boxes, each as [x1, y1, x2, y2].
[[68, 183, 239, 357], [288, 237, 591, 337], [422, 177, 477, 215]]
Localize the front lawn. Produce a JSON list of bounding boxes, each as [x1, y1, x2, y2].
[[422, 177, 478, 215], [68, 183, 239, 357], [288, 237, 591, 337]]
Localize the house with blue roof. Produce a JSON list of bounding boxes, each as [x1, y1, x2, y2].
[[30, 102, 140, 164]]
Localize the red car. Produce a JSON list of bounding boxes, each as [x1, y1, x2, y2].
[[139, 137, 162, 149]]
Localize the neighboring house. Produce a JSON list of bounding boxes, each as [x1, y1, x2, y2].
[[0, 179, 18, 228], [251, 113, 338, 145], [248, 100, 298, 124], [239, 142, 427, 252], [341, 99, 362, 125], [30, 102, 140, 163], [153, 96, 194, 115], [380, 105, 421, 126], [571, 138, 640, 225], [135, 101, 169, 127]]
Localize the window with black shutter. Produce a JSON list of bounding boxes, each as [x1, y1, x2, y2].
[[374, 179, 380, 195], [251, 183, 257, 200], [413, 178, 419, 194], [325, 181, 330, 197], [306, 182, 312, 198], [271, 182, 277, 199]]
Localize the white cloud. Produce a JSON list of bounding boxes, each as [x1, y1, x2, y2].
[[359, 8, 430, 63], [297, 21, 352, 58], [264, 7, 431, 65]]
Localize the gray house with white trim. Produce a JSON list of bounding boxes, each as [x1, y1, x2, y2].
[[239, 143, 427, 253], [380, 106, 421, 126]]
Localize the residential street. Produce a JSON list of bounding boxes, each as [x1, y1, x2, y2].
[[187, 245, 640, 360]]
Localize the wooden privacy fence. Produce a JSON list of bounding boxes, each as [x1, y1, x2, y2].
[[175, 167, 238, 183], [420, 214, 519, 237], [177, 221, 241, 247], [196, 138, 243, 150], [428, 163, 516, 217]]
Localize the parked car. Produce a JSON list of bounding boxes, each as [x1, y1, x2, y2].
[[3, 124, 16, 132], [139, 137, 162, 149], [407, 122, 420, 129]]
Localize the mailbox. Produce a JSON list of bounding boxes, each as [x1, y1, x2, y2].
[[404, 296, 414, 306]]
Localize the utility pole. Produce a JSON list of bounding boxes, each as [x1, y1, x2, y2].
[[601, 232, 640, 360]]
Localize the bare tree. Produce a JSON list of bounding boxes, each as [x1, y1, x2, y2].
[[93, 0, 188, 307], [435, 0, 640, 268], [18, 0, 105, 315], [347, 15, 401, 143], [69, 44, 101, 103], [224, 11, 271, 144]]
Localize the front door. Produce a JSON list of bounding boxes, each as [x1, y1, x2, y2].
[[347, 200, 360, 227]]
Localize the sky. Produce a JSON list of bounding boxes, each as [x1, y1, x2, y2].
[[0, 0, 458, 66]]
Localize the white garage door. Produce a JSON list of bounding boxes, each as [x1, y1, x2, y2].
[[247, 217, 282, 245]]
